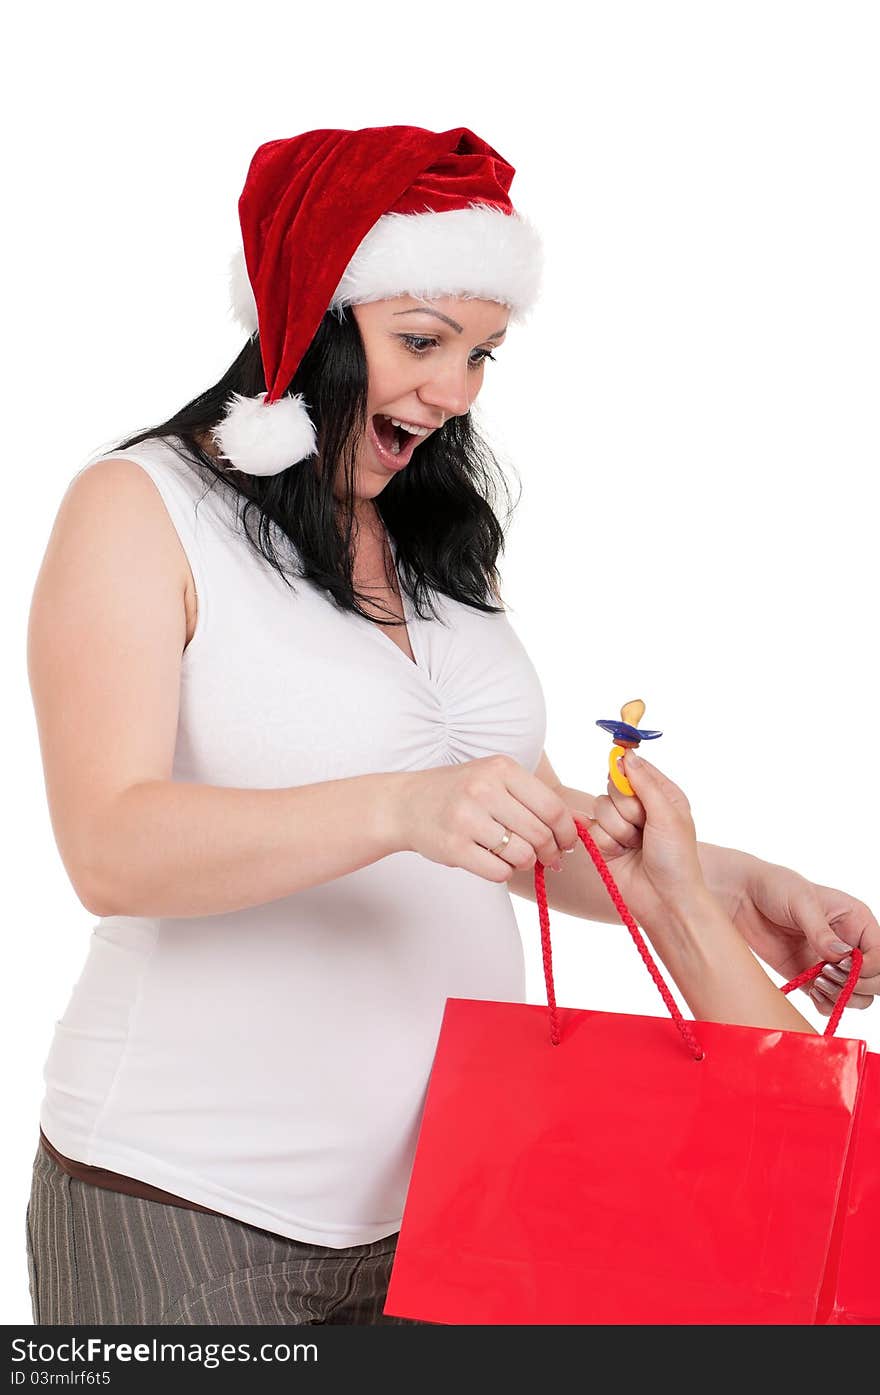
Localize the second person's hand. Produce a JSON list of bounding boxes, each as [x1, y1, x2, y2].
[[586, 749, 711, 931]]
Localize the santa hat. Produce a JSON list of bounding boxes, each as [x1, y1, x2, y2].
[[213, 125, 543, 476]]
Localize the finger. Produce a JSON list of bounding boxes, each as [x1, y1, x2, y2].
[[518, 771, 581, 856], [819, 963, 880, 997], [478, 760, 585, 872], [809, 987, 834, 1016], [620, 751, 694, 827], [605, 769, 646, 830], [593, 792, 642, 851], [815, 981, 879, 1007], [813, 973, 851, 1002], [619, 752, 698, 853], [811, 889, 880, 981], [471, 833, 535, 884], [489, 791, 573, 868], [812, 985, 878, 1012], [581, 818, 628, 860], [784, 891, 865, 970], [480, 820, 534, 870], [810, 980, 874, 1012]]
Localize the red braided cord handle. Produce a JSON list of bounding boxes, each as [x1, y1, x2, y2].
[[534, 816, 864, 1057], [779, 953, 864, 1036]]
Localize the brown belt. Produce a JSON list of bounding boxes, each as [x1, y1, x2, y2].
[[38, 1127, 225, 1218]]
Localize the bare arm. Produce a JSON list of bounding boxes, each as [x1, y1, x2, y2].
[[27, 458, 408, 919], [94, 773, 407, 917], [636, 882, 815, 1032]]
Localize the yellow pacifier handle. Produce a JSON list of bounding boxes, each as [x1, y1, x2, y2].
[[609, 745, 634, 796]]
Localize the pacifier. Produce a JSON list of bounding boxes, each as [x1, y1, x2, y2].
[[596, 699, 663, 796]]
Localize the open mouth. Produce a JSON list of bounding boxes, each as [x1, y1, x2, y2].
[[369, 414, 424, 469], [374, 414, 405, 451]]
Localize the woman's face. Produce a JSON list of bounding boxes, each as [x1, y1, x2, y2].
[[346, 294, 509, 506]]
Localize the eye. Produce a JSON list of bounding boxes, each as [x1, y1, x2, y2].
[[399, 335, 497, 370]]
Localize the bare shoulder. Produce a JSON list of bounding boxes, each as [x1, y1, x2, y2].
[[62, 453, 188, 563], [57, 455, 196, 619], [31, 453, 198, 677]]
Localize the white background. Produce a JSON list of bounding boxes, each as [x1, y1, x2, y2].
[[3, 0, 877, 1325]]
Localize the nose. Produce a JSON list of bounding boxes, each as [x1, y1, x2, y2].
[[417, 358, 474, 423]]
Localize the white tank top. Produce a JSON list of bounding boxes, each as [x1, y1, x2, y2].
[[39, 435, 547, 1246]]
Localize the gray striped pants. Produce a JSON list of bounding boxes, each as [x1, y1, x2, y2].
[[26, 1143, 417, 1325]]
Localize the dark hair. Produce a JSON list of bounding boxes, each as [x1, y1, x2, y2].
[[110, 306, 520, 628]]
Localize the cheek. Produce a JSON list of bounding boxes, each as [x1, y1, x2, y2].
[[366, 352, 423, 409], [364, 353, 401, 403]]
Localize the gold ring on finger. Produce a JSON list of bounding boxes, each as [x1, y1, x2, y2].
[[489, 826, 513, 857]]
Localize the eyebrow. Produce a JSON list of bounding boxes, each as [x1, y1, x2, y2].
[[392, 308, 508, 339]]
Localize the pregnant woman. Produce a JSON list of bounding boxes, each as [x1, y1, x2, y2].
[[25, 124, 879, 1325]]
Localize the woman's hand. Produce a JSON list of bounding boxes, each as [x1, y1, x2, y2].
[[585, 749, 708, 929], [393, 754, 580, 882]]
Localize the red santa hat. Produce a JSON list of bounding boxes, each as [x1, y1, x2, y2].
[[213, 124, 543, 476]]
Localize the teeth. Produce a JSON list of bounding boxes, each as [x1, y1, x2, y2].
[[384, 414, 430, 438]]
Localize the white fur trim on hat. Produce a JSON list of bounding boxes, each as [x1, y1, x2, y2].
[[211, 390, 317, 476], [331, 204, 543, 325]]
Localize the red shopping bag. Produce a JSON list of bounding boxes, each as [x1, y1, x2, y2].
[[384, 819, 875, 1325]]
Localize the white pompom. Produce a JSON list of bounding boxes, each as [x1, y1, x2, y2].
[[211, 391, 317, 476]]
